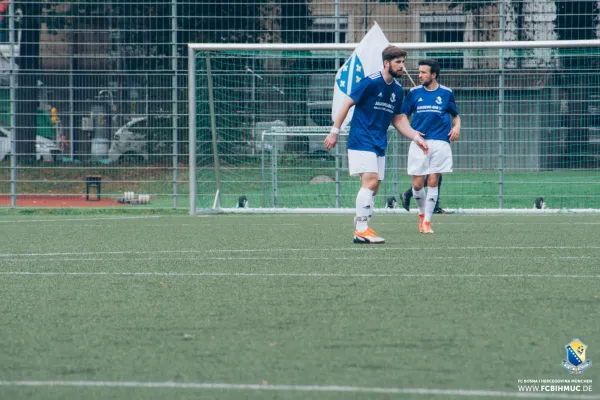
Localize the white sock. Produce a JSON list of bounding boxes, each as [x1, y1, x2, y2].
[[367, 196, 374, 223], [424, 186, 439, 222], [412, 188, 426, 215], [355, 188, 374, 232]]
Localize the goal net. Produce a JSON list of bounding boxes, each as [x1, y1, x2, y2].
[[188, 41, 600, 214]]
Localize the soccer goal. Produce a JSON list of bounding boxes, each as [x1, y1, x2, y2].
[[188, 40, 600, 215]]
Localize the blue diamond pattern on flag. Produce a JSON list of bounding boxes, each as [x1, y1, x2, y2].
[[331, 22, 390, 129]]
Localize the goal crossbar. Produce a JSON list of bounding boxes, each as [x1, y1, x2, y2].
[[189, 39, 600, 52]]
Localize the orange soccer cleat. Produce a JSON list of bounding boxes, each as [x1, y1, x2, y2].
[[353, 227, 385, 244], [422, 221, 434, 234]]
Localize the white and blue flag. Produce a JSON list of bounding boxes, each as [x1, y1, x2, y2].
[[332, 22, 390, 129]]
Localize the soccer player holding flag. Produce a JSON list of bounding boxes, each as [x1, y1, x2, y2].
[[325, 26, 428, 244]]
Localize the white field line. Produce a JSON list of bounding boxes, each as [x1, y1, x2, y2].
[[1, 246, 600, 258], [63, 222, 600, 228], [0, 216, 162, 224], [206, 211, 600, 215], [1, 215, 599, 225], [2, 271, 599, 279], [202, 221, 600, 226], [373, 221, 600, 225], [201, 246, 600, 252], [218, 207, 600, 215], [0, 380, 597, 399], [0, 256, 595, 262]]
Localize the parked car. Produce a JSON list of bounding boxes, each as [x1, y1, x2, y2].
[[0, 125, 61, 162], [108, 116, 172, 163]]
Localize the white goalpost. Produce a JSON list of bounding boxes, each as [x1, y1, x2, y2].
[[188, 40, 600, 215]]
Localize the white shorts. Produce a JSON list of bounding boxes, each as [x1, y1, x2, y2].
[[407, 140, 453, 176], [348, 150, 386, 181]]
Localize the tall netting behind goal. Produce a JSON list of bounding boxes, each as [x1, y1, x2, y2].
[[188, 41, 600, 214]]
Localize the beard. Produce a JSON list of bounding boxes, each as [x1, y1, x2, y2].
[[388, 65, 403, 78], [421, 78, 433, 87]]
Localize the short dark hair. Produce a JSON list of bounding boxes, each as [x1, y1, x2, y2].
[[382, 46, 407, 63], [418, 59, 441, 79]]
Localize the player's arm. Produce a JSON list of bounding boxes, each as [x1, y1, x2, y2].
[[392, 114, 428, 154], [392, 88, 428, 153], [325, 96, 355, 150], [448, 115, 461, 142], [447, 92, 461, 142]]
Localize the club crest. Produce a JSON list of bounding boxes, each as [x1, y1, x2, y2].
[[562, 339, 592, 374]]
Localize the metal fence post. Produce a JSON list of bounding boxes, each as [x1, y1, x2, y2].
[[9, 0, 17, 209], [172, 0, 179, 209], [261, 133, 266, 208], [271, 136, 278, 208], [188, 46, 197, 215], [498, 0, 506, 208], [335, 141, 340, 208], [393, 135, 399, 200], [205, 53, 222, 209]]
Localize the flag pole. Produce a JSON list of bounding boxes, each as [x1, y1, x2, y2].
[[403, 66, 417, 87]]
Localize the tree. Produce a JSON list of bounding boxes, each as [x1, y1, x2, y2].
[[42, 0, 311, 79], [38, 0, 311, 161]]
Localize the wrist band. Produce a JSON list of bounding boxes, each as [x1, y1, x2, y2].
[[330, 127, 340, 135], [413, 134, 421, 143]]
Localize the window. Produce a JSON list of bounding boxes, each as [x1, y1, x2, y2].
[[312, 16, 348, 44], [420, 15, 465, 70], [556, 1, 596, 41], [307, 16, 349, 124], [307, 15, 348, 108], [308, 16, 348, 71]]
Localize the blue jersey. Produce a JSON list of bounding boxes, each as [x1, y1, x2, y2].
[[348, 72, 404, 157], [400, 84, 459, 142]]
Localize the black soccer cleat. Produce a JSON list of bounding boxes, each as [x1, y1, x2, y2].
[[400, 191, 411, 212]]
